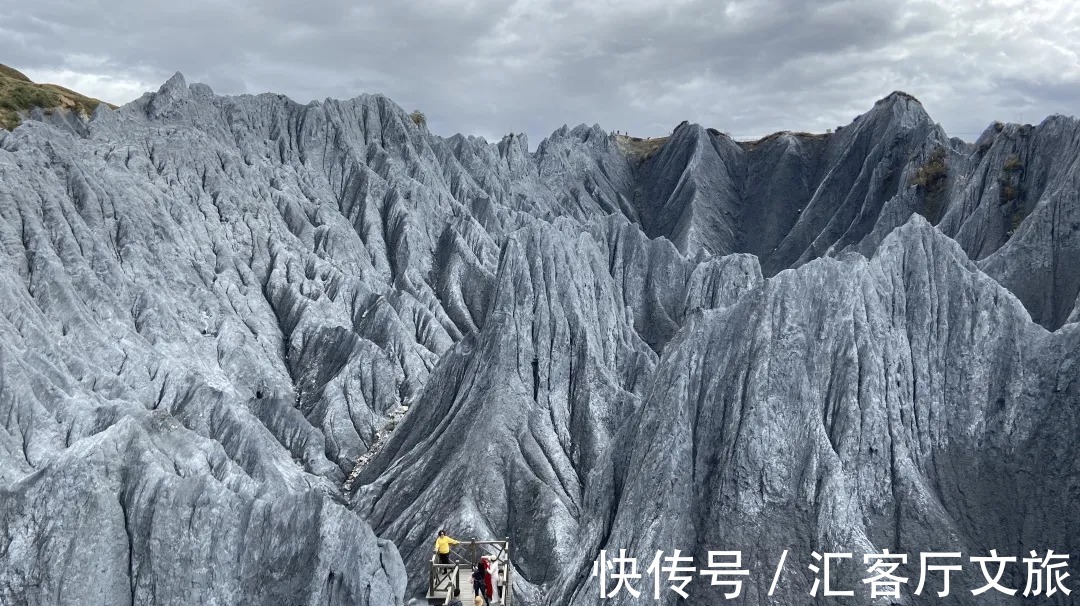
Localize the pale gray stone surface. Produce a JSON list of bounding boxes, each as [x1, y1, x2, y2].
[[0, 75, 1077, 605]]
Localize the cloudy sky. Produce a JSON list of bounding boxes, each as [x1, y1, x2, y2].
[[2, 0, 1078, 143]]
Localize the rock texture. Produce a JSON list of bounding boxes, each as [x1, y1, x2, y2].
[[0, 75, 1077, 605]]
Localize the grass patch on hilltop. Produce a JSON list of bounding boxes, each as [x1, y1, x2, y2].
[[615, 134, 669, 162], [0, 64, 115, 130]]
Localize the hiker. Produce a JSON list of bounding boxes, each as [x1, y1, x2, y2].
[[472, 562, 489, 606], [444, 587, 463, 606], [434, 530, 460, 565]]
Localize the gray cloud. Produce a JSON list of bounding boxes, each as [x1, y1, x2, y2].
[[2, 0, 1078, 144]]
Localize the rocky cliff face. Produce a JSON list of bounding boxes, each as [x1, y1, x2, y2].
[[0, 74, 1076, 605]]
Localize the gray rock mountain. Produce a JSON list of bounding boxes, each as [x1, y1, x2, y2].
[[0, 74, 1076, 605]]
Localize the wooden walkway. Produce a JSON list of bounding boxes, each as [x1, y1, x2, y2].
[[426, 539, 511, 605]]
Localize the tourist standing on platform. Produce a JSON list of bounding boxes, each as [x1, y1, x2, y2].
[[483, 557, 494, 600], [434, 530, 460, 565], [488, 557, 500, 603], [472, 561, 489, 606]]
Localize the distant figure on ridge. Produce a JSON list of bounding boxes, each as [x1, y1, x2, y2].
[[434, 529, 459, 565]]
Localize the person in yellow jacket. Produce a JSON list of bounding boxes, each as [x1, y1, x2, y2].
[[434, 529, 460, 565]]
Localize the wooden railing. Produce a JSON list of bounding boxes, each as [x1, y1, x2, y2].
[[426, 538, 512, 605], [427, 557, 461, 601]]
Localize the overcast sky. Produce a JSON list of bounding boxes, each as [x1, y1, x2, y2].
[[2, 0, 1078, 144]]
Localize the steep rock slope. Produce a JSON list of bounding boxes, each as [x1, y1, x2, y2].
[[582, 218, 1079, 605], [0, 72, 649, 605], [633, 93, 941, 274], [627, 94, 1080, 331], [0, 72, 1076, 605]]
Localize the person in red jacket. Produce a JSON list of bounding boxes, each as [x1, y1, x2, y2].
[[482, 556, 495, 602]]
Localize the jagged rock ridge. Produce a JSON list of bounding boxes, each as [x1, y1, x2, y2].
[[0, 74, 1076, 605]]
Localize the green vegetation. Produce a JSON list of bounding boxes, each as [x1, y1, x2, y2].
[[998, 156, 1024, 206], [1010, 207, 1025, 232], [909, 147, 948, 223], [997, 153, 1026, 233], [882, 90, 921, 104], [910, 147, 947, 188], [1000, 182, 1020, 203], [0, 65, 32, 82], [1002, 183, 1018, 200], [614, 134, 669, 162], [409, 110, 426, 128], [0, 64, 115, 130]]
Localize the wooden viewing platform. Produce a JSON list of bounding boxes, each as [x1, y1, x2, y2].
[[427, 539, 512, 605]]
